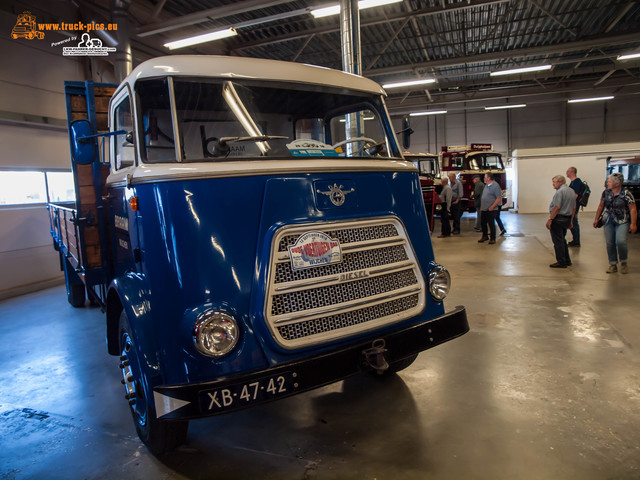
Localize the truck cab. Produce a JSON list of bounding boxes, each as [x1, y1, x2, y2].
[[50, 55, 468, 454], [441, 143, 506, 211]]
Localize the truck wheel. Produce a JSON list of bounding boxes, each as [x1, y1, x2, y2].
[[68, 283, 85, 308], [119, 311, 188, 455]]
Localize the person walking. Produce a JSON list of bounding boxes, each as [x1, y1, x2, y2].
[[437, 176, 453, 238], [448, 173, 463, 234], [546, 175, 576, 268], [478, 172, 502, 244], [593, 172, 637, 274], [472, 175, 484, 231], [566, 166, 584, 247]]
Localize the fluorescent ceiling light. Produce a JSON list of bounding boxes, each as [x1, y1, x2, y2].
[[164, 27, 237, 50], [490, 65, 552, 76], [410, 110, 447, 116], [311, 0, 402, 18], [568, 96, 614, 103], [383, 78, 436, 89], [484, 104, 526, 110], [618, 52, 640, 60]]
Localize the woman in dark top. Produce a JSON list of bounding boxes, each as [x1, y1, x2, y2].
[[593, 173, 637, 274]]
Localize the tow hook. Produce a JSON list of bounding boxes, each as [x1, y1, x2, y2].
[[362, 339, 389, 374]]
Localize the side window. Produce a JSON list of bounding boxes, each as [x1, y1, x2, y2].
[[113, 96, 135, 170]]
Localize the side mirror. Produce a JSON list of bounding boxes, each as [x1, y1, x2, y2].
[[69, 119, 95, 164]]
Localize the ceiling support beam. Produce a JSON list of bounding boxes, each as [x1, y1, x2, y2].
[[528, 0, 578, 37], [604, 1, 636, 33], [136, 0, 295, 37], [365, 17, 410, 71]]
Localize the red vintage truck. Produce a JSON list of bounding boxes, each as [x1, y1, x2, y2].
[[440, 144, 506, 211]]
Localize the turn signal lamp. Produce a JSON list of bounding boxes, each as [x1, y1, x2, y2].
[[129, 196, 139, 211]]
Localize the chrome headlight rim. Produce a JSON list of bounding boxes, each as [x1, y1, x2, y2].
[[193, 310, 240, 358], [428, 264, 451, 302]]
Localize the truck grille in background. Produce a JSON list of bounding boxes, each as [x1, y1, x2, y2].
[[265, 217, 426, 349]]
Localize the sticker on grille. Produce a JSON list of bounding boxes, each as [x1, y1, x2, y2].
[[277, 294, 420, 341], [266, 217, 426, 349]]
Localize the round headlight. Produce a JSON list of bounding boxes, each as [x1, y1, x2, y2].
[[428, 265, 451, 302], [193, 311, 239, 357], [435, 204, 442, 212]]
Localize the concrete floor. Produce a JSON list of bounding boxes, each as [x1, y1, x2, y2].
[[1, 212, 639, 480]]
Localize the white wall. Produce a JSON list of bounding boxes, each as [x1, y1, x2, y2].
[[513, 142, 640, 214], [0, 6, 87, 297]]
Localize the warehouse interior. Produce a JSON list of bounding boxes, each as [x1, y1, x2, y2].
[[1, 0, 640, 478]]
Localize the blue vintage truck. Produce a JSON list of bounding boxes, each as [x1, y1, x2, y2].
[[48, 55, 468, 454]]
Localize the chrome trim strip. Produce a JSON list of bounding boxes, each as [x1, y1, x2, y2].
[[273, 261, 415, 293], [273, 286, 422, 325], [274, 275, 341, 292], [368, 260, 414, 275]]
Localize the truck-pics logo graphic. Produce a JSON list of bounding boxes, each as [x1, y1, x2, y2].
[[11, 11, 44, 40], [288, 231, 342, 270]]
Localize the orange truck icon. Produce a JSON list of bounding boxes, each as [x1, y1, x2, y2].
[[11, 11, 44, 40]]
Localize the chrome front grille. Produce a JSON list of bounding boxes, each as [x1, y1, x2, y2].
[[265, 217, 426, 349]]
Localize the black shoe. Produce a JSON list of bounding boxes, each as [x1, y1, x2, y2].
[[549, 262, 567, 268], [437, 234, 450, 238], [568, 241, 580, 247], [474, 227, 481, 232], [452, 231, 460, 235], [478, 237, 489, 243], [500, 230, 506, 236]]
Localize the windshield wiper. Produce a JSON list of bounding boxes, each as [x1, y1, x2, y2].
[[220, 135, 288, 143], [210, 135, 289, 157]]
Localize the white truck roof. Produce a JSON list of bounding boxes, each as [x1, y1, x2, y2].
[[123, 55, 386, 95]]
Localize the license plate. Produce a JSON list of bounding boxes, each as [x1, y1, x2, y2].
[[199, 372, 295, 413]]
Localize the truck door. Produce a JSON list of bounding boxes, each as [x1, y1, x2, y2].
[[107, 89, 138, 276]]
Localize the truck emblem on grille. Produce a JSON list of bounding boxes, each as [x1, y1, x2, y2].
[[316, 183, 355, 206], [288, 231, 342, 270]]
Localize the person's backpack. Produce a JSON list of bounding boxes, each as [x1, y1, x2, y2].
[[577, 182, 591, 208]]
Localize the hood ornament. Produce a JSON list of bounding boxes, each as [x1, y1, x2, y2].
[[317, 183, 355, 206]]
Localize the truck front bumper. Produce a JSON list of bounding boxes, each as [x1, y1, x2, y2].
[[153, 305, 468, 420]]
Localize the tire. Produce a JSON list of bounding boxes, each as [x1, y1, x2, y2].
[[118, 310, 188, 455], [67, 283, 85, 308]]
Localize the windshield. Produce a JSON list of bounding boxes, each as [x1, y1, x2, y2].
[[469, 153, 504, 170], [136, 77, 400, 163]]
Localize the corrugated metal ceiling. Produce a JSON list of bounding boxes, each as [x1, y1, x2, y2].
[[90, 0, 640, 114]]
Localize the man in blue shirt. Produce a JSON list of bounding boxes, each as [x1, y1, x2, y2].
[[566, 166, 584, 247], [547, 175, 576, 268], [478, 172, 502, 244]]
